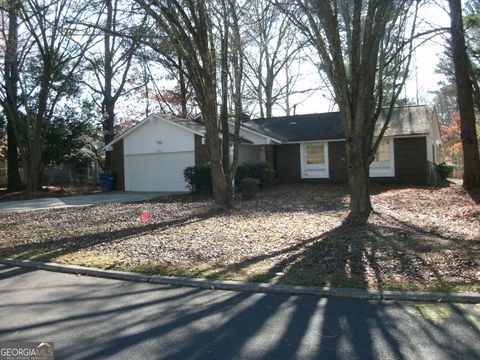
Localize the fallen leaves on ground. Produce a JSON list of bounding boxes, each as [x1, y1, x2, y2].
[[0, 182, 478, 292]]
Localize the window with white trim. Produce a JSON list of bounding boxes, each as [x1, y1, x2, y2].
[[305, 144, 325, 165], [370, 139, 394, 177], [374, 140, 391, 162], [300, 142, 329, 178]]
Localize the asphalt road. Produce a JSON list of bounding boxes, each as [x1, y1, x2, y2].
[[0, 264, 479, 360]]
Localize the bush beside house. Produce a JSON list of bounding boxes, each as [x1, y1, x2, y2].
[[235, 161, 275, 187], [239, 177, 260, 199], [183, 165, 213, 193], [436, 163, 454, 182], [184, 161, 275, 194]]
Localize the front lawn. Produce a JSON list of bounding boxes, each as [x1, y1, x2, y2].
[[0, 183, 479, 293]]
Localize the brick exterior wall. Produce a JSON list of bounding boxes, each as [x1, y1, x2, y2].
[[273, 137, 428, 185], [194, 134, 209, 165], [264, 145, 275, 165], [394, 137, 428, 185], [111, 139, 125, 191], [328, 141, 348, 183], [275, 144, 301, 182]]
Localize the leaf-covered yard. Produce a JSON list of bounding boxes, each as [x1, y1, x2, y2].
[[0, 183, 479, 293]]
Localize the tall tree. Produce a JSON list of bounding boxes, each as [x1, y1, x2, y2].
[[448, 0, 480, 187], [432, 52, 458, 124], [135, 0, 244, 207], [14, 0, 95, 190], [133, 44, 196, 118], [243, 0, 308, 118], [280, 0, 419, 223], [0, 0, 23, 189], [83, 0, 145, 171], [464, 0, 480, 111]]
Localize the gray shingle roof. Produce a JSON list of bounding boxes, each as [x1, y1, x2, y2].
[[243, 105, 434, 142], [377, 106, 433, 137], [156, 114, 206, 135]]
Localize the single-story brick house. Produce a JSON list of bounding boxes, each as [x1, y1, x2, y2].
[[105, 105, 441, 192]]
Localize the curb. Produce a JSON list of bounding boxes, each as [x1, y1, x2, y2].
[[1, 258, 479, 303]]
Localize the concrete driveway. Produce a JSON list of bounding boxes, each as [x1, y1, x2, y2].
[[0, 192, 170, 213], [0, 264, 479, 359]]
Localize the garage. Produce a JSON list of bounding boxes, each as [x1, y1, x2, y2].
[[105, 113, 273, 192], [124, 151, 194, 192], [104, 114, 203, 192]]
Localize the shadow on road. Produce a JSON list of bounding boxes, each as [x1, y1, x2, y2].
[[0, 264, 34, 280], [0, 265, 479, 359]]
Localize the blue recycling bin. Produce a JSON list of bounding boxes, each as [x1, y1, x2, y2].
[[99, 174, 116, 192]]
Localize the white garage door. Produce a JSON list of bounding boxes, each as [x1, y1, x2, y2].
[[125, 152, 194, 192]]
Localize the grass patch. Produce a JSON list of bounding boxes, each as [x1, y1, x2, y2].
[[124, 260, 277, 283], [55, 252, 122, 269]]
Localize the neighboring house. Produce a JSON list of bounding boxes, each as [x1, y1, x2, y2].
[[105, 105, 441, 192]]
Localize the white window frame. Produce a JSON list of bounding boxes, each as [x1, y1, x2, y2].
[[300, 142, 329, 179], [370, 138, 395, 177]]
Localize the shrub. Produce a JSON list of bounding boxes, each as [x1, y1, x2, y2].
[[184, 161, 275, 194], [261, 167, 276, 187], [235, 161, 275, 187], [184, 165, 212, 193], [239, 177, 260, 199], [437, 163, 453, 181]]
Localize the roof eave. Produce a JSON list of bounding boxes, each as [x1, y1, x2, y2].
[[102, 114, 205, 151], [230, 120, 283, 144]]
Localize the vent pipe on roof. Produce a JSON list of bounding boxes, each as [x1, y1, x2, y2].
[[240, 112, 251, 123]]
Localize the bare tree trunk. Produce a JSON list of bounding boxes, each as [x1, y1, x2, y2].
[[4, 0, 23, 190], [448, 0, 480, 187], [103, 0, 115, 171], [220, 0, 232, 207], [265, 69, 274, 118], [17, 0, 95, 191], [135, 0, 240, 206], [103, 104, 115, 171], [7, 120, 23, 190], [142, 56, 150, 118], [469, 61, 480, 113], [94, 0, 142, 171], [285, 65, 291, 116], [257, 60, 265, 118], [204, 110, 228, 205], [280, 1, 419, 224], [229, 0, 243, 205], [346, 137, 372, 223], [27, 139, 43, 191], [27, 75, 50, 191], [178, 55, 188, 117], [244, 0, 304, 120]]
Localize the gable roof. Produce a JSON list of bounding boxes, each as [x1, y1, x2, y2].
[[104, 113, 278, 150], [168, 115, 207, 135], [104, 114, 205, 149], [244, 105, 438, 142]]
